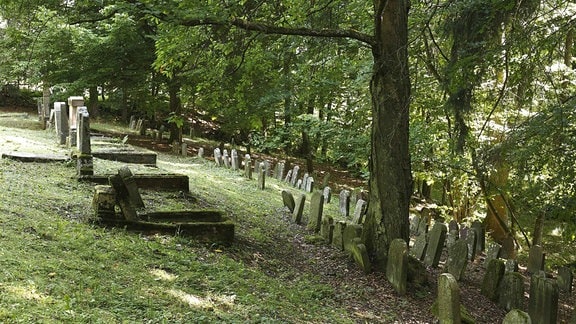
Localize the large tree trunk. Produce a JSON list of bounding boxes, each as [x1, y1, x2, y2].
[[362, 0, 412, 269], [168, 78, 182, 143]]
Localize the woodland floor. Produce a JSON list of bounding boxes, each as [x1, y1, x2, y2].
[[1, 107, 575, 323]]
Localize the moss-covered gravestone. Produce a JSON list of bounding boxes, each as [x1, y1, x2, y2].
[[466, 230, 477, 261], [320, 215, 334, 244], [410, 233, 427, 261], [437, 273, 461, 324], [386, 238, 408, 295], [481, 258, 505, 302], [424, 222, 447, 268], [351, 238, 371, 274], [529, 271, 559, 324], [307, 191, 324, 232], [292, 193, 306, 224], [343, 224, 363, 254], [339, 189, 350, 217], [527, 245, 545, 274], [557, 266, 573, 293], [446, 239, 469, 281], [502, 309, 531, 324], [332, 221, 346, 251], [498, 272, 524, 312], [281, 190, 295, 213]]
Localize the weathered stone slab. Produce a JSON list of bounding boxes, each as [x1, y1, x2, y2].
[[142, 210, 223, 222], [481, 258, 505, 302], [351, 199, 367, 224], [281, 190, 295, 212], [529, 271, 559, 324], [332, 221, 346, 251], [292, 194, 306, 224], [424, 222, 447, 268], [92, 151, 157, 165], [343, 223, 363, 253], [323, 186, 332, 204], [84, 174, 189, 192], [500, 236, 516, 259], [339, 189, 351, 217], [386, 238, 408, 295], [471, 220, 485, 252], [307, 191, 324, 232], [437, 273, 461, 324], [320, 215, 334, 244], [92, 185, 117, 219], [447, 239, 469, 281], [410, 234, 428, 261], [257, 162, 265, 190], [505, 259, 519, 273], [108, 174, 138, 221], [1, 151, 70, 163], [484, 242, 502, 267], [527, 245, 545, 274], [558, 266, 573, 293], [466, 230, 477, 261], [118, 166, 145, 209], [502, 309, 531, 324], [351, 239, 371, 274], [498, 272, 525, 312]]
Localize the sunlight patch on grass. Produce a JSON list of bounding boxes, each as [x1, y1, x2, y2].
[[5, 282, 51, 302], [150, 268, 178, 282], [168, 289, 214, 309]]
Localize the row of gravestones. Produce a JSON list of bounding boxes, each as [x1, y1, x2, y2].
[[410, 215, 574, 323]]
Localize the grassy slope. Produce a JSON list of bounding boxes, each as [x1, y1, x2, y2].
[[0, 115, 353, 323]]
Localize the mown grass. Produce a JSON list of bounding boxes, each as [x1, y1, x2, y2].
[[0, 117, 352, 323]]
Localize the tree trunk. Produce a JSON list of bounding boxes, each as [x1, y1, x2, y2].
[[362, 0, 411, 269], [168, 78, 182, 143], [88, 86, 99, 118]]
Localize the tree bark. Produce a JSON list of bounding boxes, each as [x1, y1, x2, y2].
[[168, 78, 183, 143], [361, 0, 412, 269]]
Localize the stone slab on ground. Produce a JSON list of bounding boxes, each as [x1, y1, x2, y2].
[[2, 151, 70, 163], [83, 174, 190, 192]]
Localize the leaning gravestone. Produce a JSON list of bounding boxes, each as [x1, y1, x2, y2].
[[446, 239, 469, 281], [320, 215, 334, 243], [92, 185, 117, 219], [502, 309, 531, 324], [332, 221, 346, 251], [339, 190, 351, 217], [417, 216, 428, 236], [54, 102, 68, 145], [290, 165, 300, 187], [424, 222, 447, 268], [386, 238, 408, 295], [323, 186, 332, 204], [527, 244, 545, 274], [284, 169, 292, 183], [498, 272, 524, 312], [307, 191, 324, 233], [108, 174, 138, 221], [351, 239, 371, 274], [305, 177, 314, 193], [351, 199, 367, 224], [410, 233, 428, 261], [481, 258, 505, 302], [343, 224, 363, 254], [214, 148, 222, 166], [281, 190, 295, 212], [292, 194, 306, 224], [557, 266, 573, 293], [437, 273, 461, 324], [484, 242, 502, 267], [529, 271, 559, 324], [118, 166, 145, 209]]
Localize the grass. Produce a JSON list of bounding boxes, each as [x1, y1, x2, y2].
[[0, 115, 351, 323]]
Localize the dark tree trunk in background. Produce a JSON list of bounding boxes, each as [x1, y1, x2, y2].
[[362, 0, 412, 269], [88, 86, 99, 118], [168, 78, 182, 143]]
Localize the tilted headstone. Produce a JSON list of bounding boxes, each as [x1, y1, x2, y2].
[[292, 194, 306, 224], [323, 186, 332, 204], [437, 273, 461, 324], [244, 154, 252, 179], [284, 170, 292, 183], [307, 191, 324, 232], [231, 149, 239, 170], [129, 115, 137, 129], [484, 242, 502, 267], [527, 244, 545, 274], [386, 238, 408, 295], [502, 309, 531, 324], [117, 166, 145, 209], [108, 174, 138, 221], [481, 258, 505, 302], [332, 221, 346, 251], [351, 199, 367, 224], [339, 190, 351, 217], [197, 147, 204, 158], [424, 222, 447, 267], [410, 233, 428, 261], [557, 266, 573, 293], [281, 190, 295, 212], [446, 221, 459, 248], [351, 239, 371, 274], [214, 148, 222, 166], [257, 162, 266, 190], [505, 259, 519, 273], [446, 239, 469, 281], [529, 271, 559, 324], [466, 230, 477, 261], [320, 215, 334, 244], [290, 165, 300, 187], [343, 224, 363, 254], [471, 220, 485, 252], [498, 272, 524, 311]]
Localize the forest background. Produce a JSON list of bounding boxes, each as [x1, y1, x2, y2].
[[1, 0, 576, 261]]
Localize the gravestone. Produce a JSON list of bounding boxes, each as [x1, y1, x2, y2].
[[181, 143, 188, 156], [410, 215, 421, 235], [117, 166, 145, 209], [290, 166, 300, 187], [498, 272, 525, 311], [466, 230, 477, 261], [307, 191, 324, 233], [108, 174, 138, 221], [501, 236, 516, 259], [296, 179, 303, 190], [332, 221, 346, 251], [351, 199, 367, 224], [322, 172, 330, 188], [527, 245, 545, 274], [197, 147, 204, 158], [529, 271, 559, 324], [129, 115, 137, 129], [320, 215, 334, 243], [257, 162, 266, 190], [67, 96, 84, 147], [351, 239, 371, 274], [223, 150, 230, 168], [459, 226, 469, 240], [76, 107, 89, 152], [481, 258, 505, 302], [302, 173, 309, 189], [437, 273, 461, 324], [54, 102, 68, 145], [484, 242, 502, 267], [557, 266, 573, 293], [92, 185, 117, 219], [281, 190, 295, 212], [284, 170, 293, 183], [323, 186, 332, 204], [254, 160, 261, 174], [292, 194, 306, 224], [172, 141, 180, 155], [502, 310, 531, 324], [276, 162, 285, 180], [76, 108, 93, 177], [410, 233, 428, 261], [305, 177, 314, 193], [214, 148, 222, 166], [244, 154, 252, 179], [448, 220, 459, 233], [231, 150, 239, 170], [386, 238, 408, 295], [339, 190, 351, 217], [446, 220, 459, 248], [446, 239, 469, 281], [343, 224, 363, 254], [471, 221, 485, 252], [424, 222, 447, 268], [263, 160, 271, 177], [417, 216, 429, 236], [505, 259, 519, 273]]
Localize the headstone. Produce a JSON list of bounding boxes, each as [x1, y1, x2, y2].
[[257, 162, 265, 190], [223, 150, 231, 168], [275, 162, 285, 180], [417, 216, 429, 236], [498, 272, 525, 311], [320, 215, 334, 243], [307, 191, 324, 232], [466, 230, 477, 261], [302, 173, 309, 189], [446, 239, 469, 281], [92, 185, 117, 219], [129, 115, 137, 129], [343, 224, 363, 254], [502, 309, 531, 324], [322, 172, 330, 188], [197, 147, 204, 158], [254, 160, 261, 174], [471, 220, 485, 252], [54, 102, 68, 145], [214, 148, 222, 166], [350, 188, 361, 207], [410, 215, 421, 235], [263, 160, 271, 177], [481, 258, 505, 302], [296, 179, 303, 189], [172, 141, 180, 155], [292, 194, 306, 224], [424, 222, 447, 267], [281, 190, 295, 212], [351, 239, 371, 274], [290, 166, 300, 187], [76, 106, 89, 152], [284, 170, 292, 183], [117, 166, 145, 209], [108, 174, 138, 221], [351, 199, 367, 224], [410, 234, 428, 261], [446, 221, 459, 248], [244, 154, 252, 179], [448, 220, 459, 233], [305, 177, 314, 193], [67, 96, 84, 145], [437, 273, 461, 324], [332, 221, 346, 251], [231, 149, 239, 170], [501, 236, 516, 259], [181, 142, 188, 156], [484, 242, 502, 267], [557, 266, 573, 293], [505, 259, 519, 273], [322, 186, 332, 204], [527, 245, 545, 274], [459, 226, 469, 240], [339, 190, 351, 217], [529, 271, 559, 324], [386, 238, 408, 295]]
